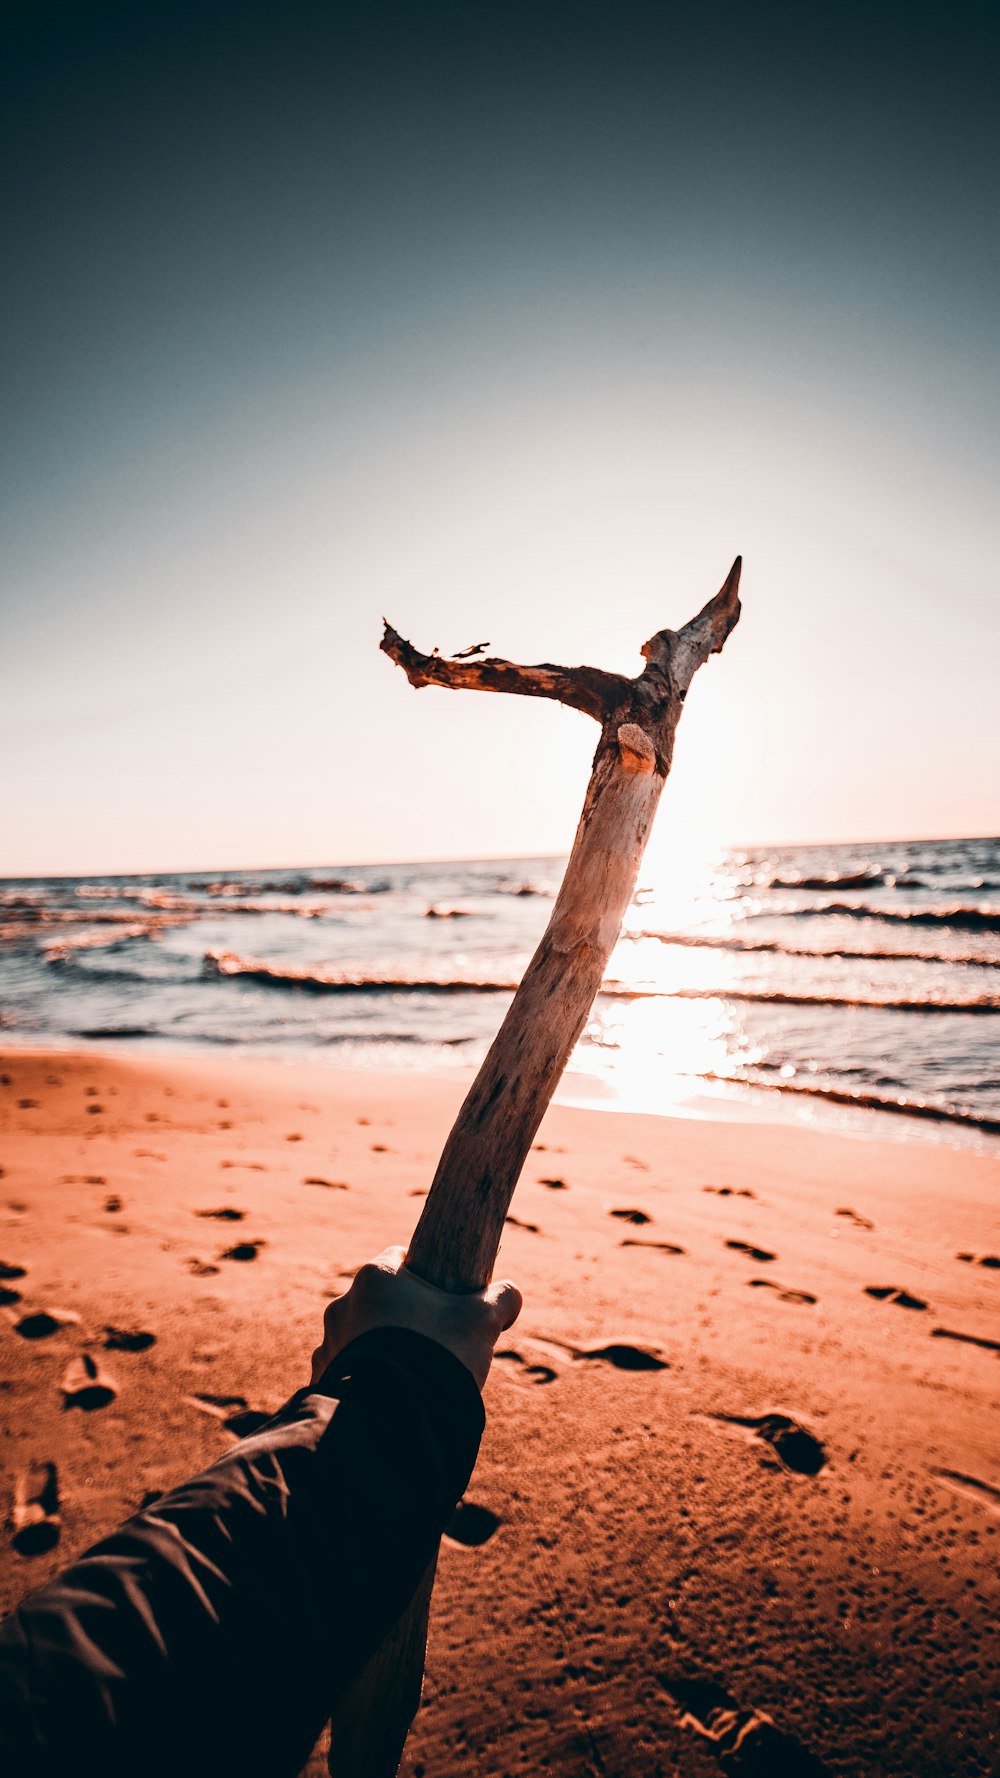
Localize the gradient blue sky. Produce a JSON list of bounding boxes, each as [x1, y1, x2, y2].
[[3, 1, 997, 875]]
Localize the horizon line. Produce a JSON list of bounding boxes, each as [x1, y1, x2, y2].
[[2, 831, 997, 883]]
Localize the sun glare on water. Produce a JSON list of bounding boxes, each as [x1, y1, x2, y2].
[[574, 845, 761, 1114]]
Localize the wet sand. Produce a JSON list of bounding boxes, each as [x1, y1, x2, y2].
[[1, 1048, 998, 1775]]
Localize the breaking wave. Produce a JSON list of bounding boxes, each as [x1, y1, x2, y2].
[[77, 876, 375, 900], [42, 924, 164, 961], [603, 985, 1000, 1014], [202, 877, 373, 896], [770, 870, 887, 891], [706, 1073, 1000, 1138], [635, 930, 997, 967], [204, 952, 998, 1014], [119, 890, 329, 917], [202, 951, 520, 994], [771, 903, 1000, 934]]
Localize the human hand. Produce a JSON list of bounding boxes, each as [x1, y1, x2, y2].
[[311, 1245, 522, 1391]]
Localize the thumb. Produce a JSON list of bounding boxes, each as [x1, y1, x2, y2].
[[484, 1279, 522, 1333]]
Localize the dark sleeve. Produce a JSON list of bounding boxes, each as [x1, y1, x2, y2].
[[0, 1326, 484, 1778]]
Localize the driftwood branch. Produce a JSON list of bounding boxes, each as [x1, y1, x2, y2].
[[329, 556, 742, 1774], [380, 623, 629, 723]]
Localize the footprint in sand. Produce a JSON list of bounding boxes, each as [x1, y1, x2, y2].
[[0, 1285, 22, 1306], [187, 1393, 271, 1437], [189, 1392, 244, 1415], [493, 1348, 558, 1386], [443, 1500, 501, 1547], [726, 1240, 776, 1263], [610, 1208, 652, 1226], [931, 1468, 1000, 1513], [0, 1261, 26, 1280], [541, 1334, 668, 1371], [196, 1207, 246, 1221], [538, 1177, 568, 1190], [187, 1259, 220, 1277], [303, 1177, 350, 1190], [575, 1342, 668, 1371], [220, 1161, 267, 1171], [836, 1207, 874, 1229], [864, 1286, 928, 1310], [504, 1215, 542, 1234], [103, 1326, 156, 1352], [709, 1410, 827, 1476], [61, 1352, 118, 1411], [703, 1185, 756, 1199], [620, 1238, 686, 1255], [11, 1309, 81, 1340], [663, 1674, 832, 1774], [956, 1252, 1000, 1268], [748, 1278, 817, 1305], [931, 1326, 1000, 1353], [519, 1333, 668, 1373], [221, 1241, 265, 1262], [103, 1196, 123, 1214], [12, 1462, 61, 1556]]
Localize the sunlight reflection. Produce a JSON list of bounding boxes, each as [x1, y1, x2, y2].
[[623, 845, 752, 940], [581, 991, 762, 1113], [620, 847, 744, 946]]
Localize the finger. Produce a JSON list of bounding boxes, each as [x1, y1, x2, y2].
[[371, 1244, 408, 1276], [484, 1279, 522, 1333]]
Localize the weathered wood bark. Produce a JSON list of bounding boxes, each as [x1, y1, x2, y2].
[[327, 558, 742, 1774]]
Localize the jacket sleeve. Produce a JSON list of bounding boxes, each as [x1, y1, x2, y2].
[[0, 1326, 485, 1778]]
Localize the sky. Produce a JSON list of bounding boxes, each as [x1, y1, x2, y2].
[[2, 0, 998, 877]]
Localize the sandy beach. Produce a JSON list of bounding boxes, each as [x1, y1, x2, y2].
[[1, 1047, 997, 1775]]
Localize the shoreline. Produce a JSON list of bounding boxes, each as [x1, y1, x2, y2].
[[6, 834, 998, 1168], [3, 1031, 998, 1156], [2, 1046, 998, 1775]]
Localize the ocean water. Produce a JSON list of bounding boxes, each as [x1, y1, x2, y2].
[[1, 837, 998, 1147]]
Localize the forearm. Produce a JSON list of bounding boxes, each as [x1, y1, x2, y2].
[[0, 1327, 484, 1778]]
